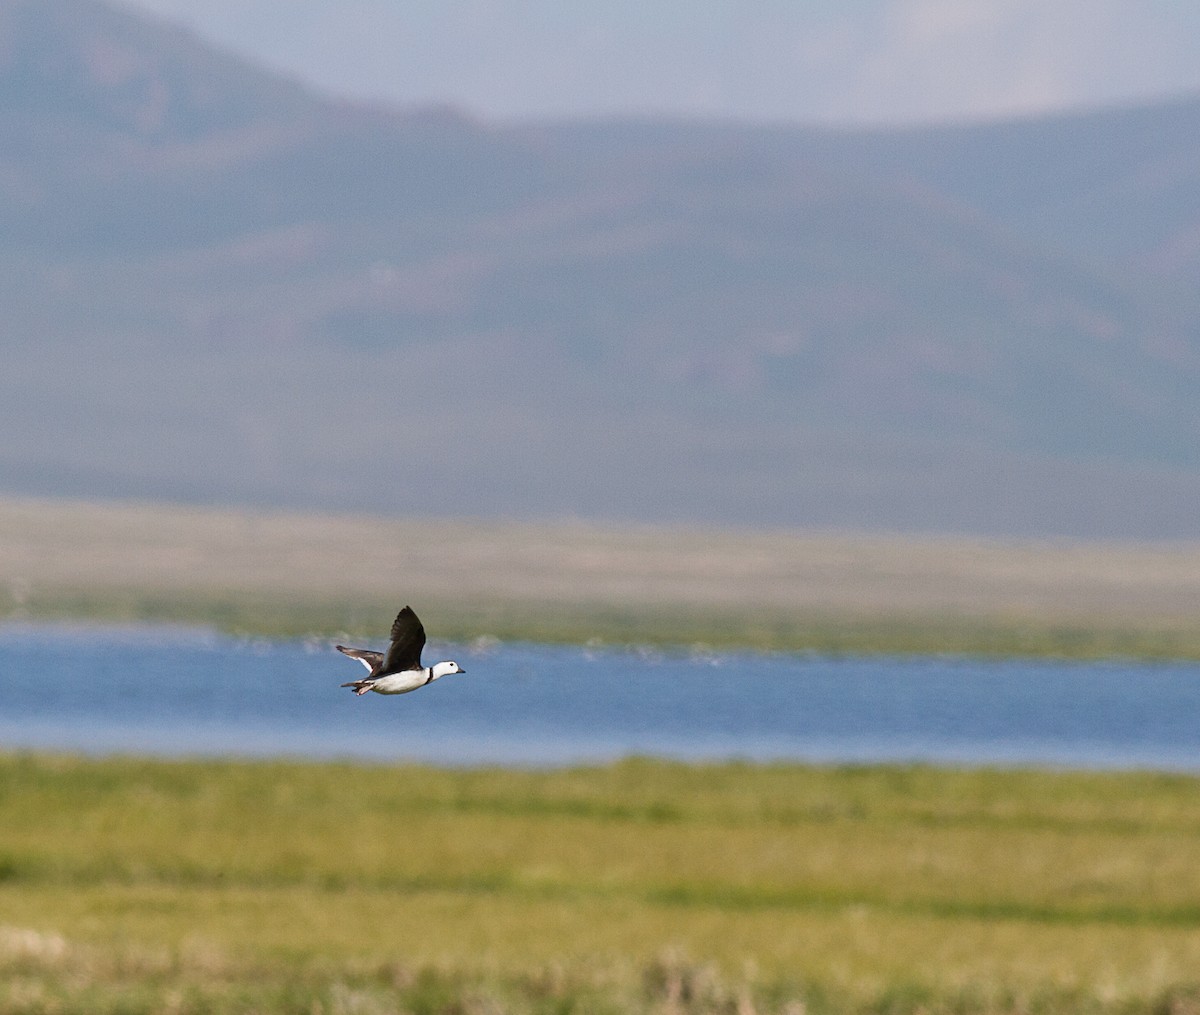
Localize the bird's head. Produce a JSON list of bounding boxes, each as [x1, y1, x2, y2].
[[434, 660, 466, 678]]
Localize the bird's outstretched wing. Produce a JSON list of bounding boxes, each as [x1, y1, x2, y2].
[[384, 605, 426, 672], [336, 645, 384, 675]]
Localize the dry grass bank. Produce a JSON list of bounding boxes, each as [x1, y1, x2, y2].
[[3, 495, 1200, 653]]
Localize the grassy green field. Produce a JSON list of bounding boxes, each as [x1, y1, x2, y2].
[[5, 754, 1200, 1013], [19, 582, 1200, 660]]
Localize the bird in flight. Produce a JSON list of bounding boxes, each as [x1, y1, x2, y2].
[[337, 605, 465, 696]]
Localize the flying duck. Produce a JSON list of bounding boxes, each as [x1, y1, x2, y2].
[[337, 605, 465, 696]]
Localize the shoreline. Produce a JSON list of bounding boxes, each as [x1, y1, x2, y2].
[[5, 494, 1200, 658]]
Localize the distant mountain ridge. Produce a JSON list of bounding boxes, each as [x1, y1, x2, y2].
[[4, 0, 1200, 538]]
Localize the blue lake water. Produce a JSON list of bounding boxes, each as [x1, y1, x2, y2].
[[2, 623, 1199, 770]]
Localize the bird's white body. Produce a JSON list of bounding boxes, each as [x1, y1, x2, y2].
[[366, 661, 462, 695]]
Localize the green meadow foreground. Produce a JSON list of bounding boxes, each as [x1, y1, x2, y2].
[[4, 755, 1200, 1013], [5, 495, 1200, 656]]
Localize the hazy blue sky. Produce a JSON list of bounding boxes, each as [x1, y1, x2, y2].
[[115, 0, 1200, 124]]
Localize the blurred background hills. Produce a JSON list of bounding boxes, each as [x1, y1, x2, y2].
[[4, 0, 1200, 537]]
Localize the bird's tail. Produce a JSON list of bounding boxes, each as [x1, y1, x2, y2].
[[340, 679, 373, 694]]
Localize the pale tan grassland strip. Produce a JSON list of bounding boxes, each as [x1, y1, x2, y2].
[[3, 494, 1200, 654]]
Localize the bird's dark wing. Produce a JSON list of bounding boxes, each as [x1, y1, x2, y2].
[[336, 645, 385, 675], [383, 605, 426, 672]]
